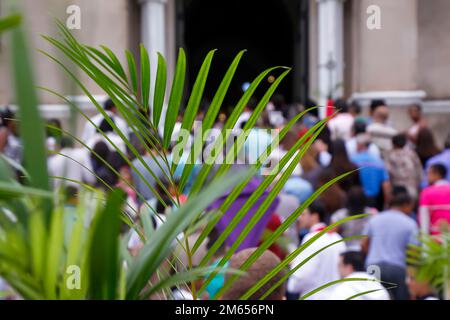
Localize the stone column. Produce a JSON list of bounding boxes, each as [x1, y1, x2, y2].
[[316, 0, 345, 118], [140, 0, 167, 121]]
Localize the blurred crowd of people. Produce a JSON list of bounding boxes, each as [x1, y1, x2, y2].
[[1, 95, 449, 301]]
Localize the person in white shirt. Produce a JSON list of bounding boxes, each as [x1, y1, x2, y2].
[[86, 117, 127, 154], [48, 136, 95, 189], [328, 251, 390, 300], [367, 105, 398, 156], [81, 98, 129, 143], [287, 201, 346, 300], [275, 192, 301, 253], [327, 99, 355, 141], [346, 122, 381, 159]]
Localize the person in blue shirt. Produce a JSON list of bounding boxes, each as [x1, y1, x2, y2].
[[351, 133, 391, 211], [424, 134, 450, 185], [361, 191, 419, 300]]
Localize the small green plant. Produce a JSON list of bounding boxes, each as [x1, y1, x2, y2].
[[407, 228, 450, 300]]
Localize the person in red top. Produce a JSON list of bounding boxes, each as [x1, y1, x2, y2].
[[259, 213, 287, 260], [419, 164, 450, 235]]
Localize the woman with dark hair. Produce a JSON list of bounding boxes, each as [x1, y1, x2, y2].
[[328, 139, 360, 192], [318, 167, 348, 216], [96, 151, 138, 217], [86, 117, 127, 154], [90, 141, 110, 172], [46, 118, 62, 152], [416, 127, 441, 167], [330, 186, 377, 251]]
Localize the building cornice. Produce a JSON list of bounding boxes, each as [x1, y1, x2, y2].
[[139, 0, 167, 4]]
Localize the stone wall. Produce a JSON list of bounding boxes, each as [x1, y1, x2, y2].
[[418, 0, 450, 100], [345, 0, 419, 94], [0, 0, 134, 105]]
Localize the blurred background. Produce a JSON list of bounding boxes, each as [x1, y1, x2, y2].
[[1, 0, 450, 144]]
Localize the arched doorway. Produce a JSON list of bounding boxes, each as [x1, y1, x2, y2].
[[179, 0, 307, 114]]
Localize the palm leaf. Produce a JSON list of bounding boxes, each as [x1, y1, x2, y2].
[[100, 45, 128, 82], [177, 50, 245, 191], [198, 115, 330, 275], [10, 10, 50, 220], [0, 14, 21, 32], [125, 50, 138, 95], [191, 74, 307, 257], [83, 46, 131, 89], [152, 53, 167, 127], [87, 188, 125, 299], [43, 204, 64, 299], [299, 278, 379, 300], [187, 66, 290, 197], [0, 181, 52, 199], [212, 168, 354, 298], [140, 44, 151, 111], [163, 48, 186, 148], [255, 235, 366, 300], [140, 266, 245, 300], [175, 50, 215, 154], [125, 170, 244, 299]]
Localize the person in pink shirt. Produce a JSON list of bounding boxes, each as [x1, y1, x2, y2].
[[419, 164, 450, 235]]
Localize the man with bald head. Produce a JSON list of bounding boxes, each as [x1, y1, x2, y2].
[[367, 105, 398, 156]]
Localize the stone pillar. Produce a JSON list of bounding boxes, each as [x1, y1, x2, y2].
[[140, 0, 167, 118], [316, 0, 345, 118]]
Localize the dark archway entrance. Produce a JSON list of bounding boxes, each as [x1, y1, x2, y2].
[[178, 0, 309, 114]]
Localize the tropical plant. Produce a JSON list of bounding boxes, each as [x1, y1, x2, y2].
[[0, 11, 244, 300], [407, 228, 450, 300], [0, 6, 376, 300]]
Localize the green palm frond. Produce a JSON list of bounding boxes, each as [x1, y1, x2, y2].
[[0, 12, 375, 301], [407, 231, 450, 294], [0, 14, 21, 33]]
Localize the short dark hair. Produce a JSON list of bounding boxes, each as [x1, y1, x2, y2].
[[272, 94, 285, 110], [98, 118, 115, 133], [308, 200, 327, 223], [341, 251, 366, 272], [389, 191, 413, 208], [353, 121, 367, 135], [370, 99, 386, 113], [346, 186, 368, 215], [392, 133, 407, 148], [223, 248, 285, 300], [349, 100, 362, 115], [246, 97, 258, 111], [206, 227, 226, 257], [60, 136, 74, 148], [156, 194, 172, 215], [445, 134, 450, 149], [90, 141, 110, 169], [104, 98, 115, 111], [1, 108, 15, 127], [409, 104, 422, 112], [64, 186, 78, 199], [107, 151, 127, 171], [334, 99, 349, 113], [392, 185, 408, 196], [429, 163, 447, 179]]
